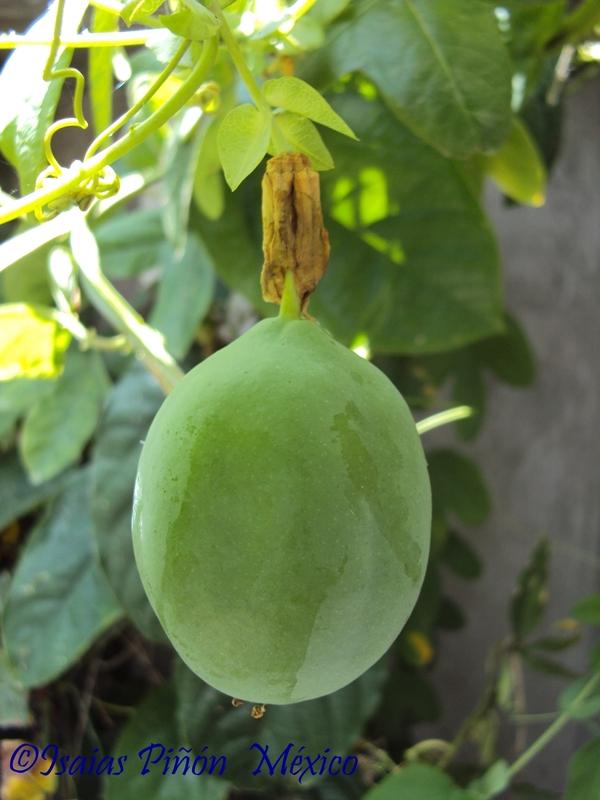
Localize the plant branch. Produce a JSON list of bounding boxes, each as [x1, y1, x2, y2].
[[209, 1, 269, 112], [0, 31, 166, 49], [506, 671, 600, 780], [69, 211, 183, 393], [417, 405, 473, 435]]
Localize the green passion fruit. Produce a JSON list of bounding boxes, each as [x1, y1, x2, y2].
[[132, 315, 432, 705]]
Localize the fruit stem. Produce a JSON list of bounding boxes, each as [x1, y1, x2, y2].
[[279, 270, 301, 320]]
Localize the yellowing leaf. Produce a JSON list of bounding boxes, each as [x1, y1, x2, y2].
[[217, 104, 272, 190], [485, 116, 547, 207], [273, 112, 334, 171], [264, 76, 357, 139], [0, 304, 70, 381]]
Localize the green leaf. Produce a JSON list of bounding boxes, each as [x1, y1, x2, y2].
[[2, 470, 121, 687], [564, 738, 600, 800], [467, 760, 510, 800], [475, 313, 535, 387], [364, 763, 470, 800], [510, 539, 550, 640], [89, 8, 118, 136], [559, 678, 600, 720], [150, 234, 215, 359], [442, 531, 483, 579], [428, 449, 491, 525], [274, 112, 334, 170], [485, 117, 546, 207], [122, 0, 164, 26], [530, 633, 580, 652], [571, 593, 600, 625], [0, 378, 56, 417], [217, 104, 272, 190], [313, 91, 503, 352], [0, 303, 70, 381], [0, 451, 70, 531], [91, 366, 165, 641], [160, 0, 220, 41], [302, 0, 512, 159], [264, 76, 357, 139], [1, 223, 53, 304], [19, 347, 109, 485], [94, 207, 167, 279], [106, 682, 230, 800], [0, 0, 89, 193], [176, 659, 386, 788], [522, 652, 577, 679], [437, 596, 466, 631], [0, 650, 30, 727]]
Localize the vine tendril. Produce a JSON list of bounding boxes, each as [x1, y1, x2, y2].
[[35, 0, 121, 220]]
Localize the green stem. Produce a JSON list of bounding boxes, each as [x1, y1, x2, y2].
[[85, 39, 190, 158], [416, 405, 473, 435], [0, 36, 218, 226], [279, 271, 301, 320], [552, 0, 600, 46], [506, 671, 600, 780], [210, 1, 270, 112], [69, 211, 183, 393], [0, 31, 167, 49]]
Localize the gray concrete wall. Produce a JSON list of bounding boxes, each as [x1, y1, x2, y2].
[[421, 76, 600, 793]]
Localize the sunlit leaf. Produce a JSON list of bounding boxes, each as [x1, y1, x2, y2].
[[160, 0, 220, 41], [217, 104, 272, 190], [264, 76, 357, 139], [122, 0, 164, 26], [274, 112, 334, 170], [302, 0, 512, 158], [0, 303, 70, 381]]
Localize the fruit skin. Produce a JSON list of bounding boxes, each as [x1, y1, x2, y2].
[[132, 317, 431, 704]]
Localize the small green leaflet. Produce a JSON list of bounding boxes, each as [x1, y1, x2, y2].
[[485, 117, 546, 207], [264, 76, 357, 139], [0, 303, 70, 381], [218, 104, 272, 190], [122, 0, 164, 27], [273, 113, 334, 171], [160, 0, 220, 41]]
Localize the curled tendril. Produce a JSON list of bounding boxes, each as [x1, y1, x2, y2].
[[34, 162, 120, 221], [35, 0, 121, 220], [42, 0, 88, 174]]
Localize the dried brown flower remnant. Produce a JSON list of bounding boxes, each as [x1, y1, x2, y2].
[[261, 153, 330, 313]]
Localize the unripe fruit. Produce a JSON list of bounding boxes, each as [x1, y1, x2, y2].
[[132, 316, 431, 705]]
